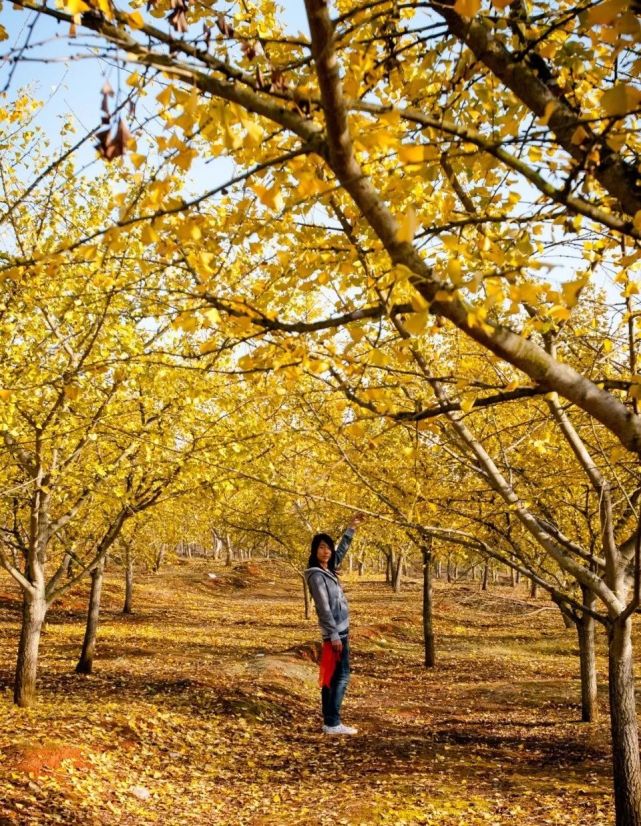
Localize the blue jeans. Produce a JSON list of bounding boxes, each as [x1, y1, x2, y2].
[[321, 633, 350, 727]]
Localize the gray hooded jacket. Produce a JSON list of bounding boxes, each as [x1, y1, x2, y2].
[[304, 528, 354, 642]]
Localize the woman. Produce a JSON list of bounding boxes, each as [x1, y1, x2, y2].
[[304, 514, 364, 735]]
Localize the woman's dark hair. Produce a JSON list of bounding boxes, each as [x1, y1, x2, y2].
[[308, 533, 336, 572]]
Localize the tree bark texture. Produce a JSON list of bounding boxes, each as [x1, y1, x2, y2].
[[608, 618, 641, 826], [577, 615, 598, 723], [481, 560, 489, 591], [392, 554, 403, 592], [574, 586, 598, 723], [123, 547, 133, 615], [423, 549, 435, 668], [14, 589, 47, 707], [76, 558, 106, 675]]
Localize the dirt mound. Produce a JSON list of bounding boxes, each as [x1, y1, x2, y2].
[[3, 742, 90, 777], [233, 562, 265, 578], [244, 653, 318, 695], [350, 623, 397, 644], [286, 641, 322, 663]]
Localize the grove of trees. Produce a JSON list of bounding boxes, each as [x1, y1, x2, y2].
[[3, 0, 641, 823]]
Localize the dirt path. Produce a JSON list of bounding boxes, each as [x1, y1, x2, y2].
[[0, 560, 614, 825]]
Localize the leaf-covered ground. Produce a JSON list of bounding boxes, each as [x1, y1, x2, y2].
[[0, 561, 615, 825]]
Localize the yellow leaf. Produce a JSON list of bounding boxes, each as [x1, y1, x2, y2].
[[129, 152, 147, 169], [95, 0, 112, 16], [157, 85, 174, 108], [548, 305, 571, 321], [347, 422, 364, 438], [128, 11, 145, 28], [368, 349, 389, 367], [447, 259, 462, 285], [510, 283, 540, 304], [65, 0, 90, 14], [172, 313, 199, 332], [403, 311, 429, 336], [141, 223, 159, 245], [398, 144, 425, 164], [0, 389, 11, 401], [561, 278, 586, 307], [203, 307, 220, 326], [252, 184, 284, 212], [396, 207, 419, 243], [460, 396, 475, 414], [539, 101, 558, 126], [602, 83, 641, 117], [571, 125, 590, 146], [410, 291, 430, 312], [588, 0, 628, 26], [454, 0, 481, 15], [244, 121, 264, 147], [174, 148, 196, 171], [491, 0, 514, 7], [64, 384, 80, 401], [126, 72, 142, 88], [199, 339, 219, 355]]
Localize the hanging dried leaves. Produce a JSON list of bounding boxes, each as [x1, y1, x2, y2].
[[167, 0, 189, 34], [241, 40, 257, 60], [216, 13, 234, 38], [95, 81, 132, 162]]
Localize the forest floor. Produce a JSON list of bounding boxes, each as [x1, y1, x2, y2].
[[0, 559, 617, 825]]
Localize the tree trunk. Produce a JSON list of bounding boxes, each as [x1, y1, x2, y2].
[[481, 560, 489, 591], [435, 559, 441, 579], [608, 617, 641, 826], [576, 588, 598, 723], [123, 546, 133, 615], [446, 554, 452, 583], [509, 566, 516, 587], [515, 569, 520, 585], [153, 544, 165, 573], [385, 552, 392, 584], [76, 557, 106, 675], [392, 554, 403, 592], [358, 558, 365, 576], [530, 578, 538, 598], [422, 548, 435, 667], [14, 588, 47, 707]]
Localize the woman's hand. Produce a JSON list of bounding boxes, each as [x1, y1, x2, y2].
[[348, 513, 366, 530], [331, 638, 343, 654]]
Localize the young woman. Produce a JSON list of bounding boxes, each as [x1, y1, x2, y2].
[[304, 514, 364, 735]]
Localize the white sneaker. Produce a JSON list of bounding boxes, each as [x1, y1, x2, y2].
[[322, 723, 358, 735]]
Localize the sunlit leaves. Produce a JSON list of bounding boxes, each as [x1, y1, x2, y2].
[[601, 83, 641, 116]]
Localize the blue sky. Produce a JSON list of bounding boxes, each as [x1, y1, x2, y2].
[[1, 2, 310, 170]]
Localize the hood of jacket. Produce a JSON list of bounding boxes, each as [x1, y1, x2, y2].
[[303, 566, 338, 585]]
